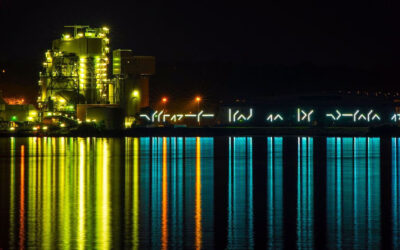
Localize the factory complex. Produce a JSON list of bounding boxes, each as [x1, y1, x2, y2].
[[2, 25, 155, 131], [2, 25, 400, 133]]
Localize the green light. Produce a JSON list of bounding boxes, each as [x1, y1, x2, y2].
[[11, 116, 17, 121]]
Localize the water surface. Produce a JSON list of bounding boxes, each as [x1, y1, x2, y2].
[[0, 136, 398, 249]]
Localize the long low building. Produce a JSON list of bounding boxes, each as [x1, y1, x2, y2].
[[138, 94, 400, 127]]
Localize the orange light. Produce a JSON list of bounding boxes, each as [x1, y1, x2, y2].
[[195, 96, 201, 102], [162, 97, 168, 103], [4, 97, 25, 105]]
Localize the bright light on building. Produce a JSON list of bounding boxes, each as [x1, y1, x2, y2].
[[133, 90, 139, 98]]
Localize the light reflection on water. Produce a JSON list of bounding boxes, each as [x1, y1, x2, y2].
[[266, 137, 283, 249], [2, 137, 400, 249], [6, 137, 214, 249], [327, 137, 381, 249], [228, 137, 254, 249], [393, 138, 400, 249], [297, 137, 314, 249]]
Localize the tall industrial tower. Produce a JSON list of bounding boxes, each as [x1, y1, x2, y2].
[[38, 25, 111, 115]]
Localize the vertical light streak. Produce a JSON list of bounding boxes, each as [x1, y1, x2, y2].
[[228, 136, 232, 245], [124, 138, 132, 245], [133, 138, 139, 249], [247, 137, 254, 248], [297, 137, 313, 249], [353, 138, 358, 247], [101, 139, 110, 249], [394, 138, 399, 249], [367, 137, 372, 245], [195, 137, 202, 250], [27, 138, 37, 248], [267, 137, 274, 246], [58, 137, 71, 249], [9, 138, 15, 248], [336, 137, 342, 246], [41, 137, 52, 249], [78, 139, 85, 250], [19, 145, 25, 250], [394, 138, 398, 249], [161, 137, 168, 250]]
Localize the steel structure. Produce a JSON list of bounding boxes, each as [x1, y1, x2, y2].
[[38, 26, 111, 116]]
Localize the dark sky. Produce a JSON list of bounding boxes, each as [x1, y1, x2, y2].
[[0, 0, 399, 102]]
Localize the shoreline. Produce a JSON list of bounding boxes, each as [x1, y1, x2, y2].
[[0, 126, 398, 137]]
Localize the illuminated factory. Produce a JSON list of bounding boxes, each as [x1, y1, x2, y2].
[[2, 25, 394, 131], [38, 25, 155, 128]]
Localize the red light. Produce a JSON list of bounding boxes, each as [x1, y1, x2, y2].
[[195, 97, 201, 102], [162, 97, 168, 103]]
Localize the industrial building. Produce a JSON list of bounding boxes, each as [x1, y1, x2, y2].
[[38, 25, 155, 129], [0, 91, 38, 130]]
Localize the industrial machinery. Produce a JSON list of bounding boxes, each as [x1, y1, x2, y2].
[[38, 25, 155, 128], [38, 25, 111, 117]]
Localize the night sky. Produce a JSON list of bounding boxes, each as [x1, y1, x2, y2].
[[0, 0, 399, 104]]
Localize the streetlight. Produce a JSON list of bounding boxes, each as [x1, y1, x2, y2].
[[127, 90, 139, 128], [162, 97, 168, 110], [132, 90, 139, 110], [195, 96, 201, 112], [195, 96, 202, 125]]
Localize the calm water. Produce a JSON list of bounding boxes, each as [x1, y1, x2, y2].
[[0, 136, 398, 249]]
